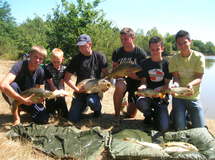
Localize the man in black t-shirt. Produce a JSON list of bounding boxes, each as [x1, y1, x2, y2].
[[136, 36, 172, 132], [112, 27, 147, 118], [64, 34, 109, 123]]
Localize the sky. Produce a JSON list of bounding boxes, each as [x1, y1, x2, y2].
[[7, 0, 215, 44]]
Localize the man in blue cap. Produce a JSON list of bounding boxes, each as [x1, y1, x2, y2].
[[64, 34, 109, 122]]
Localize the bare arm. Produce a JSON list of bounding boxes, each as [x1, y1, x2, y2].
[[187, 72, 204, 88], [0, 73, 33, 105], [47, 78, 57, 91], [162, 78, 171, 90], [101, 67, 109, 78], [172, 72, 180, 84], [64, 72, 79, 92]]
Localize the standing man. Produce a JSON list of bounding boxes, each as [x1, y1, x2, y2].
[[0, 46, 49, 125], [169, 30, 205, 130], [112, 27, 147, 118], [64, 34, 108, 123], [136, 36, 172, 132]]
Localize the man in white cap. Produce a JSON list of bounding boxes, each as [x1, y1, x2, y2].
[[64, 34, 109, 122]]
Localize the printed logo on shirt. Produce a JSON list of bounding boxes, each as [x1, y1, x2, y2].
[[148, 69, 164, 82], [119, 58, 137, 64]]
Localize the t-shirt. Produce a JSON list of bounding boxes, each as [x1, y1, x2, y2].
[[66, 51, 108, 84], [137, 58, 172, 89], [169, 50, 205, 100], [44, 63, 66, 90], [112, 47, 146, 65], [112, 46, 147, 87], [10, 60, 45, 91]]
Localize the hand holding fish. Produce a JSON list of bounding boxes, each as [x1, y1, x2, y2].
[[21, 94, 36, 106], [75, 85, 86, 93], [184, 83, 194, 96], [137, 84, 147, 91]]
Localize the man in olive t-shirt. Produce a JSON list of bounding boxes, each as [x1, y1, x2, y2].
[[169, 30, 205, 130]]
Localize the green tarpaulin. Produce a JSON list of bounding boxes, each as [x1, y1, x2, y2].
[[7, 124, 215, 160]]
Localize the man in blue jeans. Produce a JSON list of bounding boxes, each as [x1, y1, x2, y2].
[[64, 34, 109, 123], [169, 30, 205, 130], [0, 46, 49, 125], [136, 36, 172, 132]]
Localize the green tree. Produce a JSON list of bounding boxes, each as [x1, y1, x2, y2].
[[0, 0, 18, 59], [16, 17, 49, 56], [47, 0, 113, 59], [204, 41, 215, 55], [164, 33, 176, 55], [192, 40, 207, 53]]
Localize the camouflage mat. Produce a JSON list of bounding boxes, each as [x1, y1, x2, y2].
[[110, 127, 215, 160], [8, 124, 110, 159], [7, 125, 215, 160]]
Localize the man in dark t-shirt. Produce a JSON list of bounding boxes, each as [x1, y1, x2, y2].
[[136, 36, 172, 132], [112, 27, 147, 118], [64, 34, 109, 123], [0, 46, 49, 125]]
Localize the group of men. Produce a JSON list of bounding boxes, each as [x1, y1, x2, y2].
[[0, 28, 205, 132]]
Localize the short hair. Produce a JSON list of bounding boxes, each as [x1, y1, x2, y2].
[[29, 46, 47, 58], [175, 30, 191, 41], [120, 27, 135, 38], [149, 36, 163, 46], [51, 48, 64, 58]]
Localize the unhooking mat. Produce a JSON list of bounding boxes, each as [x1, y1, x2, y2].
[[8, 124, 110, 159], [110, 127, 215, 160], [7, 124, 215, 160]]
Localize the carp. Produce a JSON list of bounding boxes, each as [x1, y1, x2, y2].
[[162, 141, 199, 153], [77, 78, 111, 97], [12, 88, 69, 107], [123, 138, 162, 150], [123, 138, 199, 153], [106, 63, 142, 79], [135, 89, 166, 98], [166, 87, 194, 96]]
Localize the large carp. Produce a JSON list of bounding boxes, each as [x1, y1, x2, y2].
[[166, 87, 194, 96], [162, 141, 199, 153], [135, 89, 166, 98], [76, 78, 111, 98], [135, 87, 194, 98], [123, 138, 198, 153], [12, 88, 68, 107], [106, 63, 142, 79]]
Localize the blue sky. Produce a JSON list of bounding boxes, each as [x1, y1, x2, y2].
[[7, 0, 215, 44]]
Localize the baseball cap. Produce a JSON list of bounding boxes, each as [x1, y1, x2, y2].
[[76, 34, 91, 46]]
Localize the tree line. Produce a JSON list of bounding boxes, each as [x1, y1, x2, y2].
[[1, 0, 215, 62]]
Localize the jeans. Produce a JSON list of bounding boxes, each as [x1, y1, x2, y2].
[[2, 82, 49, 124], [136, 97, 169, 131], [46, 97, 68, 119], [68, 93, 102, 123], [172, 97, 205, 130]]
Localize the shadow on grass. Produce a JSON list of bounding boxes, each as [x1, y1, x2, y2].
[[72, 113, 149, 133], [0, 113, 32, 132]]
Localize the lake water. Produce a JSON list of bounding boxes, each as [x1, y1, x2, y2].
[[201, 56, 215, 119]]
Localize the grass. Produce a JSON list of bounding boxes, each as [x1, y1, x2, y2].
[[0, 60, 214, 160]]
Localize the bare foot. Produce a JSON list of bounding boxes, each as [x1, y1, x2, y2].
[[13, 119, 20, 126]]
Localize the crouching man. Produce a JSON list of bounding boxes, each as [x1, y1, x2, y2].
[[0, 46, 49, 125]]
